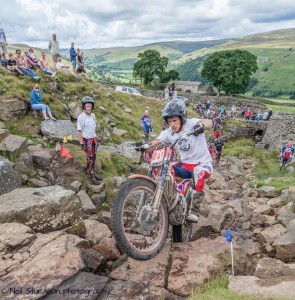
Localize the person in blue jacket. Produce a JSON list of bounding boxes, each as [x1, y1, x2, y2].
[[141, 109, 152, 141], [30, 84, 56, 120], [69, 42, 77, 73]]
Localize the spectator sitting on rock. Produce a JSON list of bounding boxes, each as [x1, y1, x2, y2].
[[56, 57, 70, 73], [39, 51, 57, 77], [25, 50, 40, 69], [76, 51, 89, 80], [15, 49, 40, 81], [30, 83, 56, 121], [7, 53, 23, 75], [1, 52, 8, 68], [262, 111, 268, 120], [28, 48, 39, 64]]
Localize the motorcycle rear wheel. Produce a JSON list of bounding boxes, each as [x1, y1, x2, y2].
[[172, 222, 193, 243], [111, 178, 169, 261]]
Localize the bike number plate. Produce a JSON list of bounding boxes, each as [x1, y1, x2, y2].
[[150, 149, 165, 166]]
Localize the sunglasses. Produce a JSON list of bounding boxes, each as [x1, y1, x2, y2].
[[16, 52, 21, 54], [35, 87, 40, 89]]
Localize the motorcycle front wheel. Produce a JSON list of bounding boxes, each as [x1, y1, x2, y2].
[[111, 178, 169, 261]]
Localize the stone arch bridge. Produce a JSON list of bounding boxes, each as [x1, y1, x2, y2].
[[224, 112, 295, 149]]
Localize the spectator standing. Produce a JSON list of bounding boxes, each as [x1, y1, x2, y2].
[[241, 105, 247, 116], [77, 96, 102, 185], [164, 86, 169, 101], [168, 86, 173, 100], [0, 27, 8, 54], [30, 83, 56, 120], [141, 109, 152, 142], [214, 137, 224, 163], [231, 104, 237, 116], [245, 109, 252, 121], [69, 42, 77, 73], [205, 100, 211, 110], [255, 110, 261, 121], [48, 33, 59, 69], [267, 108, 273, 120]]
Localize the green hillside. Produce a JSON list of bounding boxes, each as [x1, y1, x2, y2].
[[78, 40, 230, 84], [9, 28, 295, 96], [172, 28, 295, 98]]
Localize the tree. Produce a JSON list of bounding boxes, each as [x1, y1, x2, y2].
[[201, 49, 258, 95], [133, 50, 169, 85], [159, 69, 180, 83]]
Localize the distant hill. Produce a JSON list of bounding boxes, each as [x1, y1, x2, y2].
[[10, 28, 295, 98], [172, 28, 295, 98]]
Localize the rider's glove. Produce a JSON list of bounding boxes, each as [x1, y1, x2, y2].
[[192, 123, 205, 136], [134, 142, 149, 152]]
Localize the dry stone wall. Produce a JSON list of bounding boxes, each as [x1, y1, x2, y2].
[[262, 112, 295, 149]]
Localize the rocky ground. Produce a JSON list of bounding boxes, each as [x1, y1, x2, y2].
[[1, 119, 295, 299]]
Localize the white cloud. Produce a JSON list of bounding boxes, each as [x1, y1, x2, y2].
[[1, 0, 295, 49]]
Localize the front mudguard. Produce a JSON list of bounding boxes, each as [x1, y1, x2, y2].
[[127, 174, 169, 207]]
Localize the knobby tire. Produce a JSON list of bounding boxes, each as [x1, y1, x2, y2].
[[111, 178, 169, 261]]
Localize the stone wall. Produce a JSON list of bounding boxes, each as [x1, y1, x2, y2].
[[262, 112, 295, 149], [141, 91, 267, 111], [224, 122, 268, 140]]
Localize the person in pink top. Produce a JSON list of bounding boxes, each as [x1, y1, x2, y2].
[[15, 49, 40, 81], [25, 50, 40, 69], [39, 51, 56, 78]]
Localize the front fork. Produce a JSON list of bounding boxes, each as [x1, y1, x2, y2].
[[150, 164, 169, 215]]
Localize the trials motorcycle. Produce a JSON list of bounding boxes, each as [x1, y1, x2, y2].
[[111, 130, 200, 261]]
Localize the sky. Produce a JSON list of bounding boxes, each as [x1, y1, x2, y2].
[[1, 0, 295, 49]]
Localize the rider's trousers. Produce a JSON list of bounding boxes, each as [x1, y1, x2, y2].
[[172, 162, 213, 192]]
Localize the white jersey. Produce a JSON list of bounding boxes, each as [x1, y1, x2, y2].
[[77, 112, 97, 139], [157, 118, 212, 164]]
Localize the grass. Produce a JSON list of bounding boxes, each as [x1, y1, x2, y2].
[[190, 276, 289, 300], [223, 138, 295, 191]]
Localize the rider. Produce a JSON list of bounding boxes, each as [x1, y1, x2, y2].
[[77, 96, 103, 185], [280, 139, 295, 167], [147, 100, 213, 222]]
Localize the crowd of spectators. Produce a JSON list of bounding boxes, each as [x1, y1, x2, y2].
[[0, 29, 89, 82]]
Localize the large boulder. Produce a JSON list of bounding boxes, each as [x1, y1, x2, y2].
[[0, 134, 27, 158], [117, 141, 142, 163], [0, 98, 28, 121], [167, 237, 229, 297], [41, 120, 79, 144], [0, 156, 21, 196], [229, 275, 295, 299], [68, 102, 83, 120], [273, 220, 295, 262], [0, 233, 106, 300], [0, 185, 83, 232]]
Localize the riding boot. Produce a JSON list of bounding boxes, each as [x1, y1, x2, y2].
[[186, 191, 204, 223], [89, 174, 101, 185], [93, 173, 103, 182], [91, 168, 103, 182], [86, 169, 101, 185]]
